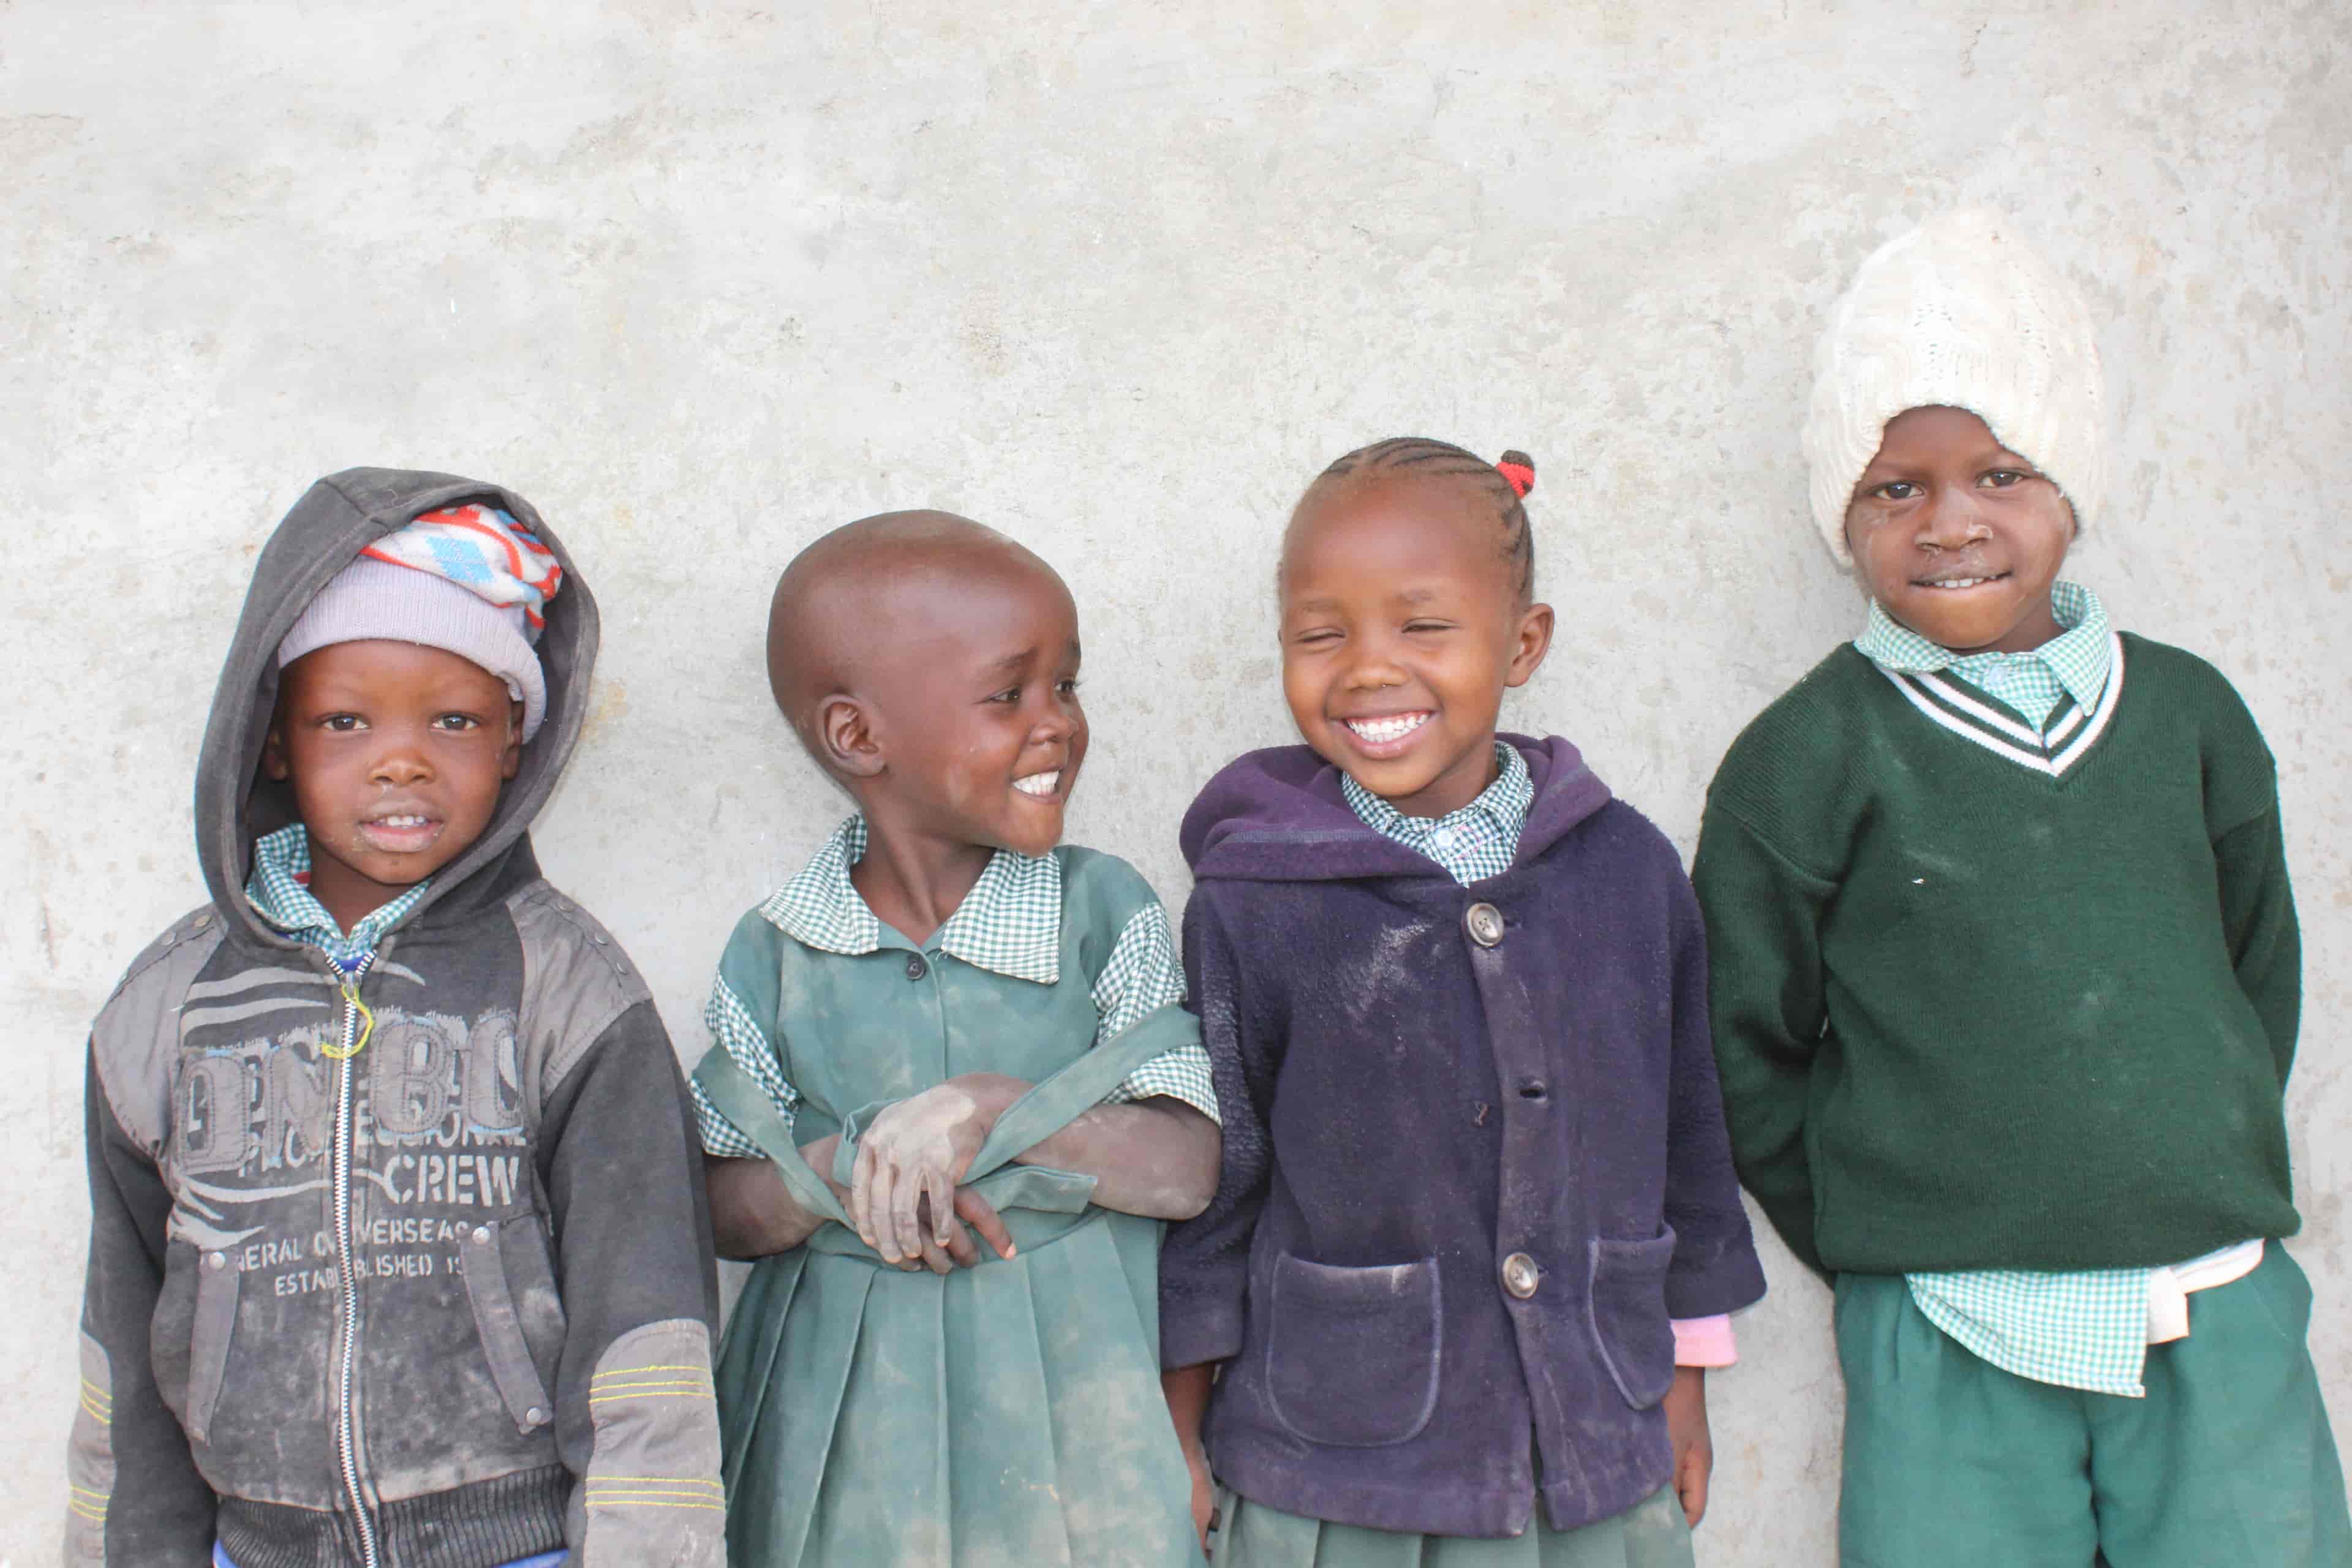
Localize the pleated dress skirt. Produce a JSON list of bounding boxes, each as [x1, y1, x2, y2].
[[718, 1208, 1204, 1568]]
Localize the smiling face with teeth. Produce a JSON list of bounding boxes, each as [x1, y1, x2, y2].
[[767, 514, 1092, 942], [1844, 405, 2078, 655], [1279, 472, 1553, 819], [264, 639, 522, 935], [873, 559, 1087, 864]]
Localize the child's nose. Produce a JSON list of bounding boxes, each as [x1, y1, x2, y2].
[[370, 737, 433, 784], [1342, 641, 1408, 688], [1920, 488, 1992, 549]]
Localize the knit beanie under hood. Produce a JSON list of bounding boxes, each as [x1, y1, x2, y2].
[[276, 503, 562, 740], [1803, 208, 2106, 567]]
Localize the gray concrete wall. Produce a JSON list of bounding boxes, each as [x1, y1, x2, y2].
[[4, 1, 2345, 1560]]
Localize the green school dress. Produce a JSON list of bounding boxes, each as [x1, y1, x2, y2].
[[693, 835, 1209, 1568]]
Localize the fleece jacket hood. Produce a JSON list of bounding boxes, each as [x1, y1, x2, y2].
[[192, 467, 598, 949]]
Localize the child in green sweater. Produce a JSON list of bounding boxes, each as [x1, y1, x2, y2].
[[1692, 209, 2350, 1567]]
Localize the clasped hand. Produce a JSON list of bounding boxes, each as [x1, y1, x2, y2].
[[846, 1076, 1021, 1273]]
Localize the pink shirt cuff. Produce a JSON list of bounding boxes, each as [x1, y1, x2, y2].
[[1672, 1314, 1736, 1368]]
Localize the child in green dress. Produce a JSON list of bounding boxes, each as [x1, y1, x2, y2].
[[693, 510, 1223, 1566]]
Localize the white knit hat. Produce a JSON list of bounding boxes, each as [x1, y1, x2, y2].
[[277, 505, 563, 740], [1803, 209, 2106, 566]]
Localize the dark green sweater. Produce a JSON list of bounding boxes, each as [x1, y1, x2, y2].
[[1692, 633, 2301, 1276]]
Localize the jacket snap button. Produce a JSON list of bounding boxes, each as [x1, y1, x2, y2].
[[1501, 1252, 1540, 1299], [1464, 903, 1505, 948], [905, 954, 929, 981], [525, 1405, 546, 1425], [205, 1251, 227, 1271], [472, 1226, 492, 1245], [191, 911, 213, 930]]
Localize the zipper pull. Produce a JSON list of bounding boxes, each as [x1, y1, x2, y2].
[[322, 957, 376, 1061]]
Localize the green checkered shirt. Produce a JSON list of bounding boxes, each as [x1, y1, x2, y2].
[[1340, 742, 1533, 885], [243, 823, 432, 969], [1855, 579, 2112, 731], [693, 816, 1217, 1159], [1856, 579, 2202, 1397]]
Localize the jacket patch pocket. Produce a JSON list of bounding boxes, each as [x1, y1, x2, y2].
[[151, 1239, 241, 1445], [459, 1215, 563, 1435], [1265, 1253, 1442, 1449], [1588, 1226, 1678, 1410], [183, 1246, 243, 1444]]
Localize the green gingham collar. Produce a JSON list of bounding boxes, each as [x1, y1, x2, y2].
[[1855, 580, 2112, 712], [244, 823, 433, 965], [1340, 741, 1534, 872], [759, 815, 1062, 984]]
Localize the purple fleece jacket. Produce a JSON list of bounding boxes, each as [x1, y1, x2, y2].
[[1160, 736, 1765, 1539]]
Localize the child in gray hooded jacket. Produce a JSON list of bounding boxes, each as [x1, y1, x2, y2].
[[65, 469, 723, 1568]]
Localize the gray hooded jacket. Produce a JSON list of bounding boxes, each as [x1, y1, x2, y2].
[[65, 470, 723, 1568]]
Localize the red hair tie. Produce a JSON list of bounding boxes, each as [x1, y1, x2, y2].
[[1496, 459, 1535, 498]]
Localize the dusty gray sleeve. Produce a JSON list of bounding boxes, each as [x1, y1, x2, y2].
[[507, 884, 723, 1561], [70, 1047, 216, 1565], [538, 1000, 725, 1566]]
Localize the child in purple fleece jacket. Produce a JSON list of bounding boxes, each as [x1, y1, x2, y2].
[[1159, 439, 1765, 1567]]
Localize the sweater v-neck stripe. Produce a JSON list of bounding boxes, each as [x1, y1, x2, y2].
[[1879, 631, 2126, 778], [1915, 669, 2048, 747]]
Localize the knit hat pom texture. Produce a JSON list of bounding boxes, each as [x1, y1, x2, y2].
[[1803, 209, 2106, 567]]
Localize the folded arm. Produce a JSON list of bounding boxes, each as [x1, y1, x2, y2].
[[703, 1140, 843, 1259], [968, 1077, 1221, 1217]]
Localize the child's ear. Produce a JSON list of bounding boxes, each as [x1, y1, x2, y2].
[[1504, 601, 1556, 688], [502, 699, 525, 781], [262, 720, 291, 780], [816, 694, 886, 779]]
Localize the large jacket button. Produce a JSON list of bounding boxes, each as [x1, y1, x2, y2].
[[1501, 1252, 1540, 1298], [1464, 903, 1505, 948]]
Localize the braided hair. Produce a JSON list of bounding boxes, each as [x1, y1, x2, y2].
[[1305, 437, 1537, 603]]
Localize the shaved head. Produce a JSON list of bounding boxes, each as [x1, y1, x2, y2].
[[766, 510, 1070, 773]]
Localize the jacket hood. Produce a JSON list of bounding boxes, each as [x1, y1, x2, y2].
[[1181, 734, 1613, 883], [194, 467, 600, 949]]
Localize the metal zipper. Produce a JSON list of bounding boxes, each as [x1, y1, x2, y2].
[[328, 951, 383, 1568]]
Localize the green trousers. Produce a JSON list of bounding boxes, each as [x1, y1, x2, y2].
[[1835, 1245, 2351, 1567]]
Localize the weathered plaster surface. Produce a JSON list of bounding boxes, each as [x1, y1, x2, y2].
[[3, 2, 2345, 1560]]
